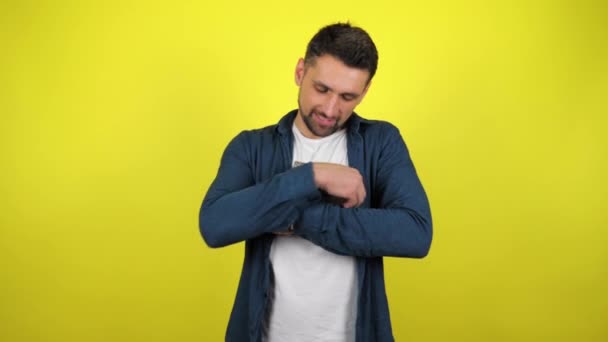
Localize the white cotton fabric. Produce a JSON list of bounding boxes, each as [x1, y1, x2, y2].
[[264, 124, 357, 342]]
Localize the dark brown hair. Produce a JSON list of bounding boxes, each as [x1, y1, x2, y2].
[[305, 22, 379, 81]]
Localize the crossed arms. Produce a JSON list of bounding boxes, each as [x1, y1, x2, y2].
[[199, 125, 432, 258]]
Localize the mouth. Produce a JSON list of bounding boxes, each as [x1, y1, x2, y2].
[[313, 112, 337, 127]]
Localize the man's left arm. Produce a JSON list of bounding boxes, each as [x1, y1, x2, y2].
[[295, 125, 432, 258]]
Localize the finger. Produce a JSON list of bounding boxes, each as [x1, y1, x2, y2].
[[342, 195, 356, 208], [354, 185, 364, 206], [356, 194, 364, 207]]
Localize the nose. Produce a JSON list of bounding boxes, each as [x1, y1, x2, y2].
[[321, 94, 340, 118]]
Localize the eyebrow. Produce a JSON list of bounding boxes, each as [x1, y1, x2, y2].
[[312, 80, 361, 99]]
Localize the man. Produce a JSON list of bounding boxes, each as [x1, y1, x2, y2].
[[199, 23, 432, 342]]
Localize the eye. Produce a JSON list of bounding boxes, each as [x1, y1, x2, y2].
[[341, 94, 356, 102], [315, 85, 329, 93]]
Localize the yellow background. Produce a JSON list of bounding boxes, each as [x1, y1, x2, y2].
[[1, 0, 607, 341]]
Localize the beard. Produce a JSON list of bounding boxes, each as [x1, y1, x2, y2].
[[301, 110, 341, 138], [298, 99, 343, 138]]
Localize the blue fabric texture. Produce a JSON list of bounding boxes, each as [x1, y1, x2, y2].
[[199, 110, 432, 342]]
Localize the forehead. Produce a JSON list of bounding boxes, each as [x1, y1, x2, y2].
[[305, 55, 370, 93]]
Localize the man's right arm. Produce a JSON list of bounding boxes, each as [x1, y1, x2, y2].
[[199, 132, 321, 248]]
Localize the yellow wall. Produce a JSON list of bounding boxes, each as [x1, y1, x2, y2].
[[1, 0, 606, 341]]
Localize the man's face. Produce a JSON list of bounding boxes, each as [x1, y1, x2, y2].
[[294, 54, 371, 138]]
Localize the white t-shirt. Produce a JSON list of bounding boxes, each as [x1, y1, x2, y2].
[[264, 124, 358, 342]]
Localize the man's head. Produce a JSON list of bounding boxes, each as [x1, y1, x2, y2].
[[305, 23, 378, 82], [295, 23, 379, 139]]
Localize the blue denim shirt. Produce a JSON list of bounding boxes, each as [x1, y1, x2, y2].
[[199, 110, 432, 342]]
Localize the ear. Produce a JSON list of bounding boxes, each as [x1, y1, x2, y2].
[[294, 58, 305, 86]]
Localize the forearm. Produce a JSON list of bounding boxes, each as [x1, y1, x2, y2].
[[296, 202, 432, 258], [200, 162, 321, 248]]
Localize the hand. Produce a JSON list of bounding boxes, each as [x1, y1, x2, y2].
[[312, 163, 366, 208]]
